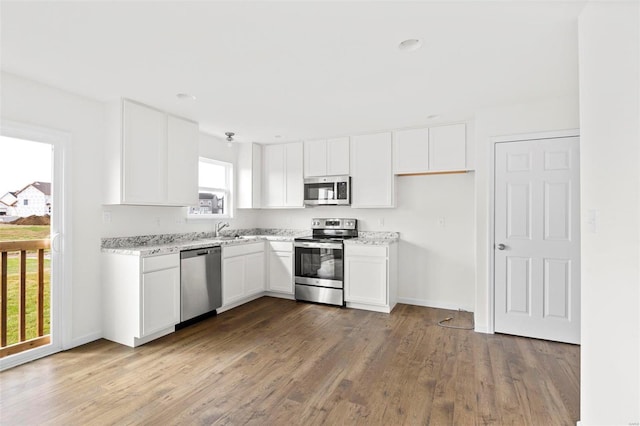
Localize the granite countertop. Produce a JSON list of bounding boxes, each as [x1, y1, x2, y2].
[[344, 231, 400, 246], [101, 229, 400, 256]]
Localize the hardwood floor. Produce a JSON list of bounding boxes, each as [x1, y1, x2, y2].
[[0, 297, 580, 425]]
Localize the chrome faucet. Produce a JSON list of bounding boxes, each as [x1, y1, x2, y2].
[[215, 221, 229, 237]]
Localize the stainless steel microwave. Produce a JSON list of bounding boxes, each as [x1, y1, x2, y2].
[[303, 176, 351, 206]]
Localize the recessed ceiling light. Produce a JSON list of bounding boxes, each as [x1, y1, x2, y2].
[[274, 135, 282, 139], [176, 93, 196, 101], [398, 39, 422, 52]]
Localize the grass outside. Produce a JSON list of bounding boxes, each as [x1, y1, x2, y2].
[[1, 224, 51, 347], [0, 224, 50, 241]]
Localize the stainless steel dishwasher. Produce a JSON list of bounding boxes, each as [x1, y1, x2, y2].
[[180, 246, 222, 323]]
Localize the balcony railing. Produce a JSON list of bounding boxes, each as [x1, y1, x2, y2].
[[0, 239, 51, 358]]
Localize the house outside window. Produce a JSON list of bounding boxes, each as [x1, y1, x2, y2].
[[23, 199, 28, 205], [188, 158, 233, 218]]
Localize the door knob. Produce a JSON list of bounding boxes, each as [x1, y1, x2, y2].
[[496, 243, 506, 250]]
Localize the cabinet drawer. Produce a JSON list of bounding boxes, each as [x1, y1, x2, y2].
[[269, 241, 292, 252], [223, 241, 264, 258], [142, 253, 179, 273], [345, 244, 388, 258]]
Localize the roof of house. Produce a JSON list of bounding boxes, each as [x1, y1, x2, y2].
[[15, 181, 51, 196]]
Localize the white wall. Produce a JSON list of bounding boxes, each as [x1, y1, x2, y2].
[[0, 72, 105, 345], [473, 95, 580, 332], [241, 172, 476, 311], [578, 2, 640, 424]]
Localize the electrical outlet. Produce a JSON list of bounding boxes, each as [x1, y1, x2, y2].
[[586, 209, 599, 233], [378, 218, 385, 227], [102, 211, 112, 224], [155, 216, 161, 226]]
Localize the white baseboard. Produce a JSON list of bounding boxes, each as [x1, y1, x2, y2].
[[396, 297, 474, 312], [264, 292, 295, 300], [474, 325, 491, 334], [345, 302, 391, 313], [217, 293, 264, 314], [68, 330, 102, 350]]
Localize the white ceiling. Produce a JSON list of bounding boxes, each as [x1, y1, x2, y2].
[[0, 1, 584, 143]]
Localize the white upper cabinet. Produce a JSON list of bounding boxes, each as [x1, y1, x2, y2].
[[326, 137, 350, 175], [393, 123, 468, 174], [350, 132, 394, 208], [236, 142, 262, 209], [429, 123, 467, 172], [121, 100, 167, 204], [167, 115, 199, 206], [304, 140, 327, 177], [105, 98, 199, 206], [262, 142, 304, 208], [304, 137, 350, 177], [393, 127, 430, 174]]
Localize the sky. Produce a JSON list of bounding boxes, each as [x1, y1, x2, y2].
[[0, 136, 52, 197]]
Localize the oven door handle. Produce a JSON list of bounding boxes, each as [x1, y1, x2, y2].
[[294, 242, 343, 250]]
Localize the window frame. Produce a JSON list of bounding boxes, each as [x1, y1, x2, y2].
[[188, 157, 234, 220]]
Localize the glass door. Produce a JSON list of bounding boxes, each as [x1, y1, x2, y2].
[[294, 244, 343, 288]]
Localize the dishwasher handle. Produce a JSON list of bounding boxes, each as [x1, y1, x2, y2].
[[180, 246, 221, 259]]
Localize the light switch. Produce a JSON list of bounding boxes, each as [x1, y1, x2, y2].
[[586, 209, 599, 233], [438, 217, 446, 228]]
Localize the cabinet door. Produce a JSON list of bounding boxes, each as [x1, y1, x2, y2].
[[244, 252, 266, 296], [326, 137, 350, 176], [167, 115, 199, 206], [140, 267, 180, 337], [269, 250, 293, 293], [262, 144, 285, 207], [237, 143, 262, 209], [222, 256, 245, 305], [304, 140, 327, 177], [122, 100, 167, 204], [344, 256, 387, 306], [393, 128, 429, 174], [429, 124, 466, 171], [285, 142, 304, 207], [350, 132, 394, 208]]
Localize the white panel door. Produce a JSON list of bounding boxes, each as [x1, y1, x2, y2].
[[494, 137, 580, 344]]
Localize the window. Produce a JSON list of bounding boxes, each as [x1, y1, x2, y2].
[[23, 199, 28, 205], [188, 158, 233, 218]]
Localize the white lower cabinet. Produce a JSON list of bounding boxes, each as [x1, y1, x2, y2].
[[222, 242, 265, 307], [344, 243, 398, 313], [103, 252, 180, 347], [141, 266, 181, 337], [267, 241, 294, 294]]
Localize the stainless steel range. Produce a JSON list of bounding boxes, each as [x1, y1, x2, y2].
[[294, 218, 357, 306]]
